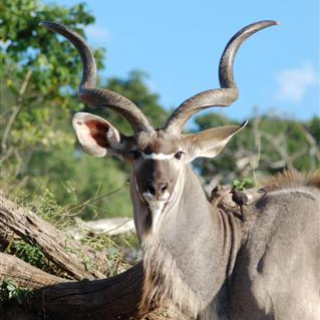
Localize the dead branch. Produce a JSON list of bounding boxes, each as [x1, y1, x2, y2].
[[262, 132, 295, 170], [0, 252, 149, 319], [0, 250, 147, 320], [27, 262, 147, 320], [1, 70, 32, 152], [0, 252, 65, 288], [0, 194, 105, 280], [300, 125, 320, 170]]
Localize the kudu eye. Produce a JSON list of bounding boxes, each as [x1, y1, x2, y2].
[[174, 151, 185, 160], [130, 150, 142, 160]]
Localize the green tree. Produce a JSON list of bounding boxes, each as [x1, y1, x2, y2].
[[0, 0, 169, 219], [194, 112, 320, 186], [0, 0, 104, 180]]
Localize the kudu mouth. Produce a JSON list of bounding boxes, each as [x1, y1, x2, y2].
[[134, 177, 175, 206], [142, 187, 177, 207], [134, 174, 180, 231]]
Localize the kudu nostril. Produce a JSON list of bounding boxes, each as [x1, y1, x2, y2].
[[147, 183, 156, 196], [147, 182, 168, 196], [159, 183, 168, 194]]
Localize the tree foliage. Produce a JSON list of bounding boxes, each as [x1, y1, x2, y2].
[[194, 112, 320, 187], [0, 0, 103, 173], [0, 0, 169, 219]]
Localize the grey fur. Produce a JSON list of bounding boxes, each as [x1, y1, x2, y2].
[[137, 168, 320, 319]]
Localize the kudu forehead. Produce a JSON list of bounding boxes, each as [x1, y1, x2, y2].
[[136, 130, 181, 154], [139, 159, 176, 180]]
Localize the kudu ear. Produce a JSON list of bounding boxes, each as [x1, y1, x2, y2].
[[72, 112, 122, 157], [183, 121, 247, 161]]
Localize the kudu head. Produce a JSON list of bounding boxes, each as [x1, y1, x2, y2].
[[41, 20, 277, 240]]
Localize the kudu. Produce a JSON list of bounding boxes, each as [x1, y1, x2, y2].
[[41, 21, 320, 319]]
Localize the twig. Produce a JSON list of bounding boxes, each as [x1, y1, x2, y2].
[[263, 132, 295, 171], [1, 70, 32, 151], [68, 183, 127, 213], [299, 125, 320, 170]]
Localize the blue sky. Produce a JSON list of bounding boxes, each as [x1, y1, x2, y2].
[[56, 0, 319, 122]]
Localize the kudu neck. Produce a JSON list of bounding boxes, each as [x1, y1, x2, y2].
[[141, 165, 244, 315]]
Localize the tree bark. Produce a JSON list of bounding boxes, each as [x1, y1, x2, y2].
[[0, 252, 65, 288], [27, 262, 146, 320], [0, 251, 147, 319], [0, 194, 105, 280]]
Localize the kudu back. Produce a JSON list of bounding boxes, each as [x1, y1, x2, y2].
[[41, 21, 320, 319]]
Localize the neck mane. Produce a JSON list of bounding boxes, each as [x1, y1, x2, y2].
[[138, 166, 244, 317]]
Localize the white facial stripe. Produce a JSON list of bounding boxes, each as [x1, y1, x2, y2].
[[143, 153, 175, 160], [142, 191, 170, 232], [149, 201, 166, 232]]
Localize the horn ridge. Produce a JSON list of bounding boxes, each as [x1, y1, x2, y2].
[[40, 21, 97, 89], [40, 21, 153, 134], [164, 20, 279, 133], [219, 20, 279, 88]]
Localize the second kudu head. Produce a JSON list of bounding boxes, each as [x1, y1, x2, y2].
[[41, 20, 277, 239]]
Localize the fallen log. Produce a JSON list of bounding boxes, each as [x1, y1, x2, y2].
[[73, 216, 135, 236], [0, 252, 65, 288], [1, 252, 152, 319], [0, 194, 105, 280], [27, 262, 146, 320]]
